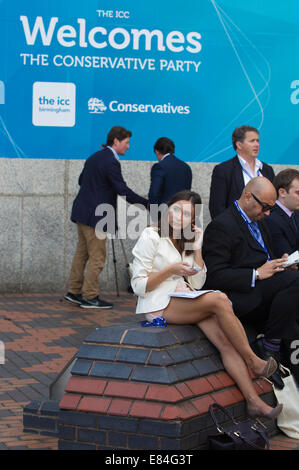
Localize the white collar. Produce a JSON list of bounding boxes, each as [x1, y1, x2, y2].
[[160, 153, 171, 162], [237, 154, 263, 176]]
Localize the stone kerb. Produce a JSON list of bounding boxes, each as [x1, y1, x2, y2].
[[56, 323, 276, 450]]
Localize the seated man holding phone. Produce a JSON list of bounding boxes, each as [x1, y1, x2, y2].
[[202, 177, 299, 387]]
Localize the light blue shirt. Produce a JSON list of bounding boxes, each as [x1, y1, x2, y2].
[[276, 199, 293, 218], [107, 146, 119, 161]]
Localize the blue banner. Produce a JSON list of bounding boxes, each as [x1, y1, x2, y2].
[[0, 0, 299, 163]]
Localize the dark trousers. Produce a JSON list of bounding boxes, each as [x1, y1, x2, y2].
[[236, 270, 299, 339]]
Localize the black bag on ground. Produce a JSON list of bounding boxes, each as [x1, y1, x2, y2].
[[207, 403, 270, 451]]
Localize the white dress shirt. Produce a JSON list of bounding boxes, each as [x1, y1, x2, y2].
[[237, 154, 263, 184]]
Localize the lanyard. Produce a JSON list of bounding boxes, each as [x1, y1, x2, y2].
[[238, 158, 262, 181], [242, 166, 262, 180], [234, 201, 271, 260]]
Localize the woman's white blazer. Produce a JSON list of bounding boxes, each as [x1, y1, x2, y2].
[[131, 226, 206, 314]]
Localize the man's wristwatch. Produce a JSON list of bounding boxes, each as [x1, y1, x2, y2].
[[256, 269, 260, 281]]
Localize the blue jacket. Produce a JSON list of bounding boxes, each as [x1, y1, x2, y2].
[[264, 204, 299, 257], [148, 154, 192, 205], [209, 156, 275, 219], [71, 147, 148, 231]]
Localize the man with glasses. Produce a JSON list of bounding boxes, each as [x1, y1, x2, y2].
[[203, 177, 299, 387]]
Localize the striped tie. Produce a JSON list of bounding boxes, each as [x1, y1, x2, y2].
[[249, 222, 270, 260]]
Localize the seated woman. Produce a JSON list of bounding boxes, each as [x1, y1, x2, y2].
[[131, 190, 282, 420]]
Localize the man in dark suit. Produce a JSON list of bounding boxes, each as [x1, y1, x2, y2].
[[65, 126, 148, 309], [209, 125, 275, 218], [203, 177, 299, 386], [148, 137, 192, 206], [265, 169, 299, 258]]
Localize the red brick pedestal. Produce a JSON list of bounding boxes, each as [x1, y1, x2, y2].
[[56, 322, 276, 450]]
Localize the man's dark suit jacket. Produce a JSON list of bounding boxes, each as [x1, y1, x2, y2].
[[148, 154, 192, 205], [203, 204, 299, 339], [209, 156, 275, 218], [71, 147, 148, 231], [202, 204, 277, 316], [264, 205, 299, 257]]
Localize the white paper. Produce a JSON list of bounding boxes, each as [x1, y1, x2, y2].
[[282, 250, 299, 268], [169, 290, 213, 299]]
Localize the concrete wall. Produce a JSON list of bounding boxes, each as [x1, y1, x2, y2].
[[0, 157, 296, 293]]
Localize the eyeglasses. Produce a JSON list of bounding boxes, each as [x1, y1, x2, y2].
[[251, 193, 275, 213]]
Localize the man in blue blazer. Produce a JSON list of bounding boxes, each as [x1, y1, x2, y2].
[[65, 126, 148, 309], [148, 137, 192, 207], [209, 126, 275, 219], [265, 169, 299, 258]]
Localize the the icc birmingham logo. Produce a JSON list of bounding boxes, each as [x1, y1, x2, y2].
[[88, 98, 107, 114]]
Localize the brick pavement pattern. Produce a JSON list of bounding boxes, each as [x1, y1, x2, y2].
[[0, 292, 298, 451]]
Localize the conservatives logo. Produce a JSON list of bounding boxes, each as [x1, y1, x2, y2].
[[88, 98, 107, 113], [88, 98, 190, 115]]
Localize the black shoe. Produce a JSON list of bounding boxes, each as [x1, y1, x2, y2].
[[252, 338, 285, 389], [64, 292, 83, 305], [80, 296, 113, 309]]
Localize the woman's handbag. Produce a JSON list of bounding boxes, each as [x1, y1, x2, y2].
[[207, 403, 270, 450], [268, 366, 299, 439]]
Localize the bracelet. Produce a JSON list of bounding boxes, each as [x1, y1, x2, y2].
[[256, 269, 260, 281]]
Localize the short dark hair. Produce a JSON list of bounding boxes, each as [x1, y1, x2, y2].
[[274, 169, 299, 194], [232, 125, 259, 150], [154, 137, 175, 155], [106, 126, 132, 146]]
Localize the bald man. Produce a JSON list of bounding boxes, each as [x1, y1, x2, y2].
[[202, 177, 299, 387]]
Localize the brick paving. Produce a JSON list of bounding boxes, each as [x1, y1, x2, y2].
[[0, 292, 298, 451]]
